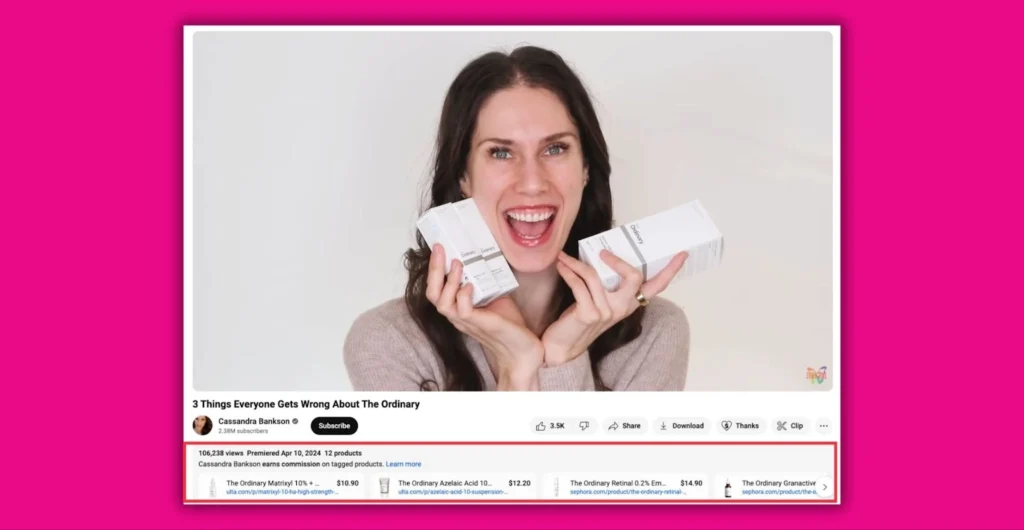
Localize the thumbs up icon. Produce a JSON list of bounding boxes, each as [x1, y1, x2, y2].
[[536, 422, 546, 431]]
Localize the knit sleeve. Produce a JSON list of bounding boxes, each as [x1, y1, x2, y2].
[[538, 350, 596, 391], [619, 300, 690, 391], [343, 307, 433, 391]]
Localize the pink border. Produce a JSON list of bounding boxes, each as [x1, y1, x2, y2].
[[4, 2, 1024, 529]]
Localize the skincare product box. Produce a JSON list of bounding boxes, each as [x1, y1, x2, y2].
[[578, 199, 724, 292], [453, 198, 519, 303], [416, 204, 502, 306]]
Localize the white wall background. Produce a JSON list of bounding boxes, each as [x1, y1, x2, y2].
[[191, 29, 835, 391]]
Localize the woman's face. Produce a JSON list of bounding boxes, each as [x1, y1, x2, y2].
[[461, 86, 586, 274], [195, 416, 207, 432]]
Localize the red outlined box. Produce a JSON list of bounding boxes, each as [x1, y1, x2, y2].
[[183, 441, 838, 504]]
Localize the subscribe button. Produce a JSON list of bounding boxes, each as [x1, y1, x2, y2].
[[311, 417, 358, 435]]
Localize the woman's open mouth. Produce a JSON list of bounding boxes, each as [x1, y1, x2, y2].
[[504, 206, 557, 248]]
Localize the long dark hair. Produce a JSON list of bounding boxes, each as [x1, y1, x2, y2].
[[404, 45, 646, 391], [193, 415, 212, 435]]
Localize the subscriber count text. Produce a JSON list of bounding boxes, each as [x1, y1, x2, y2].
[[185, 442, 837, 503]]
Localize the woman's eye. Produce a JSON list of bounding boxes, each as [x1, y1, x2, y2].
[[490, 147, 511, 160], [546, 143, 568, 156]]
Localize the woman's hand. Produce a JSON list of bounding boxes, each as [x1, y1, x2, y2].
[[425, 244, 544, 390], [542, 250, 688, 366]]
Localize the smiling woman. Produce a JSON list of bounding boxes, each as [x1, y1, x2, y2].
[[343, 45, 690, 392], [193, 415, 213, 435]]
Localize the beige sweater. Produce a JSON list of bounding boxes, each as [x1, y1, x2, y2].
[[343, 297, 689, 391]]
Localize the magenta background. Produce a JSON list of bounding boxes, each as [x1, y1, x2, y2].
[[2, 0, 1023, 528]]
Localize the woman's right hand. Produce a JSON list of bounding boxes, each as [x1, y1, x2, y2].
[[425, 244, 544, 391]]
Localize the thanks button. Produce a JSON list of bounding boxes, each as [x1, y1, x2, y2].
[[717, 418, 765, 434]]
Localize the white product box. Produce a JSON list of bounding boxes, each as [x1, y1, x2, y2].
[[416, 204, 501, 306], [578, 199, 724, 292], [453, 198, 519, 304]]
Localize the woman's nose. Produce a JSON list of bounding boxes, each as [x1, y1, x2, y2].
[[514, 159, 550, 195]]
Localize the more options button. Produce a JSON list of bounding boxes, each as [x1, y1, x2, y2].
[[311, 417, 359, 435]]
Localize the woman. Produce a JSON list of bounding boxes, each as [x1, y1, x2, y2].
[[344, 45, 689, 391], [193, 415, 212, 435]]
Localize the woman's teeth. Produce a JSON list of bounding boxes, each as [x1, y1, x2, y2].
[[506, 209, 555, 222], [506, 208, 555, 240]]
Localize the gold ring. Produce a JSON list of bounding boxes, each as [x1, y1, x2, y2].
[[635, 290, 649, 307]]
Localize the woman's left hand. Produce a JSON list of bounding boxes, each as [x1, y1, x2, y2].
[[541, 250, 688, 366]]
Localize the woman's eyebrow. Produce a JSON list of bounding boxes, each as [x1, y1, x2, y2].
[[475, 132, 578, 148], [541, 132, 577, 142], [476, 137, 514, 147]]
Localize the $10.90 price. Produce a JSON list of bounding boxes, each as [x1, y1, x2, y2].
[[337, 479, 360, 487]]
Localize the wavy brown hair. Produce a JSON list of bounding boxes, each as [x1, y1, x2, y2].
[[404, 46, 646, 391], [193, 415, 212, 435]]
